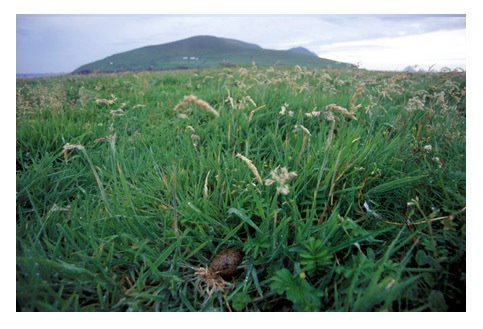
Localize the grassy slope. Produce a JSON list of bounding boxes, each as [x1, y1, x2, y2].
[[74, 36, 353, 73], [16, 66, 465, 311]]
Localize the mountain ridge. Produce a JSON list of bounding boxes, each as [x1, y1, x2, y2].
[[74, 35, 355, 73], [287, 46, 319, 58]]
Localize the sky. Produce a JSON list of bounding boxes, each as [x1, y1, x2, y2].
[[16, 14, 466, 73]]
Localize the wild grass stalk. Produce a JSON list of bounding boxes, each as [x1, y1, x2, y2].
[[315, 148, 343, 225], [63, 143, 112, 216], [312, 119, 336, 213], [171, 163, 179, 238]]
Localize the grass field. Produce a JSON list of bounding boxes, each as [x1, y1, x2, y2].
[[16, 65, 466, 311]]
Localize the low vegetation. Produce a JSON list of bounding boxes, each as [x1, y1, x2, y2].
[[16, 65, 466, 311]]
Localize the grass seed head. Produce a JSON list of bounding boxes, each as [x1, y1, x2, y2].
[[236, 153, 263, 184], [349, 85, 364, 112], [110, 108, 124, 115], [244, 95, 257, 107], [50, 204, 71, 213], [323, 110, 336, 122], [405, 96, 425, 112], [95, 135, 115, 143], [174, 94, 220, 117], [95, 94, 117, 105], [326, 103, 357, 120], [203, 171, 210, 199], [62, 143, 85, 161], [62, 143, 84, 152], [293, 124, 311, 136], [305, 110, 321, 118]]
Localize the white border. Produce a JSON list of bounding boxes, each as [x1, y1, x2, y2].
[[7, 0, 481, 328], [15, 0, 467, 14]]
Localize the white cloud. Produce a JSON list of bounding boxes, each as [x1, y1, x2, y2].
[[314, 29, 466, 71]]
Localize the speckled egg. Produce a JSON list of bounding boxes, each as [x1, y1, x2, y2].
[[208, 248, 243, 279]]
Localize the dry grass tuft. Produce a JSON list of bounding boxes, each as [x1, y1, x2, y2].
[[193, 266, 231, 297], [110, 108, 124, 116], [326, 104, 357, 120], [305, 110, 321, 118], [96, 94, 117, 106], [174, 95, 220, 117], [324, 86, 363, 121], [405, 96, 425, 112]]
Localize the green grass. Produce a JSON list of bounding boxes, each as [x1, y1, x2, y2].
[[16, 66, 466, 311]]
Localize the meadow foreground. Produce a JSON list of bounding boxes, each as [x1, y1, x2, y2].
[[16, 66, 466, 311]]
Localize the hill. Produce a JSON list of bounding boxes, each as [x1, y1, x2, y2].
[[288, 46, 319, 57], [73, 35, 354, 73]]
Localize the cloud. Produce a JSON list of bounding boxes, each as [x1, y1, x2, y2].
[[314, 29, 466, 71]]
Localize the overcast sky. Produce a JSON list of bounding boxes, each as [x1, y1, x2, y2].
[[16, 14, 466, 73]]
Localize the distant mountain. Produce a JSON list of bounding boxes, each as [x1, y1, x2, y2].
[[73, 35, 354, 74], [288, 47, 319, 58]]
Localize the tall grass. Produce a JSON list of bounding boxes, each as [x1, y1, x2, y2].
[[16, 67, 466, 311]]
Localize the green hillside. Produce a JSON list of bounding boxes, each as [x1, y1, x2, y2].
[[73, 35, 354, 73]]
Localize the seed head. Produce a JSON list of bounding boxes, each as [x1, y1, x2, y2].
[[236, 153, 263, 184], [174, 95, 220, 117]]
